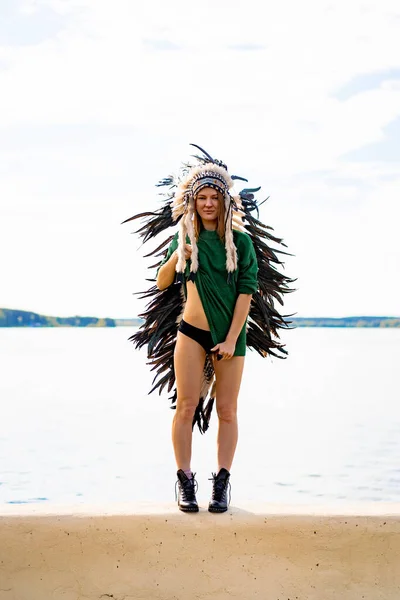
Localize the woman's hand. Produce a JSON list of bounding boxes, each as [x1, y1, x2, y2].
[[211, 339, 236, 361], [172, 244, 191, 262]]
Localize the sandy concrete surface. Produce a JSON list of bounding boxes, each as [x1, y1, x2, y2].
[[1, 503, 400, 600]]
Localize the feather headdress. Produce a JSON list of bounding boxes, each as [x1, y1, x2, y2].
[[171, 159, 238, 276], [122, 144, 295, 434]]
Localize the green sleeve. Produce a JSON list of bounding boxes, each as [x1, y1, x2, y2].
[[236, 232, 258, 295], [156, 232, 179, 277]]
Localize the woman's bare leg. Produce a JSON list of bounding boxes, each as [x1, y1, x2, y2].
[[172, 332, 206, 471], [213, 356, 245, 472]]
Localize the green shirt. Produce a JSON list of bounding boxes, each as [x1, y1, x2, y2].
[[159, 229, 258, 356]]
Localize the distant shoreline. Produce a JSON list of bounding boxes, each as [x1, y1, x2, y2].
[[1, 308, 399, 328]]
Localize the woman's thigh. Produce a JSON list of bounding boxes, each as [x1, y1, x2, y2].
[[214, 356, 245, 412], [174, 331, 206, 408]]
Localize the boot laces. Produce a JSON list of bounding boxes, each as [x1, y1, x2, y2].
[[175, 474, 198, 502], [209, 473, 231, 505]]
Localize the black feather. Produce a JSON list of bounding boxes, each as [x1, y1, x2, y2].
[[122, 146, 295, 433]]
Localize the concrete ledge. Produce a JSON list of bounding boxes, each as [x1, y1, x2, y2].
[[1, 503, 400, 599]]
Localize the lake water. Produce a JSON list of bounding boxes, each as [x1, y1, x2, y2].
[[1, 327, 399, 507]]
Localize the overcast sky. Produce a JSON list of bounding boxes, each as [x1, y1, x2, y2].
[[1, 0, 399, 319]]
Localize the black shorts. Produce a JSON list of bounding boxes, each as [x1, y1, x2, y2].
[[178, 319, 214, 353]]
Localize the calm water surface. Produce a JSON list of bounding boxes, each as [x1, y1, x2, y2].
[[0, 327, 399, 506]]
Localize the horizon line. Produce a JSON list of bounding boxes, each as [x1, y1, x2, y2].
[[1, 308, 400, 321]]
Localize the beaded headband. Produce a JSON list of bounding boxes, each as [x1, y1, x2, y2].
[[191, 172, 229, 198]]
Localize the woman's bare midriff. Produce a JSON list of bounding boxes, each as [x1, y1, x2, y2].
[[182, 281, 210, 330]]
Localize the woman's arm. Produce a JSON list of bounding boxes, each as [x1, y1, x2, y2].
[[156, 243, 192, 290], [156, 251, 178, 290], [212, 231, 258, 359], [211, 293, 252, 359], [226, 293, 252, 345]]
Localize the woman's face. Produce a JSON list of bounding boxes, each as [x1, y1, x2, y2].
[[195, 187, 220, 226]]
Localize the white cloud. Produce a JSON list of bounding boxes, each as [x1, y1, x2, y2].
[[0, 0, 400, 316]]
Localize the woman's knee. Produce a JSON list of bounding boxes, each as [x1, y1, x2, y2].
[[216, 404, 237, 424], [175, 398, 198, 422]]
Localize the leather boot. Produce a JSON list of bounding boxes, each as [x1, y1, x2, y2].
[[208, 468, 231, 513], [175, 470, 199, 512]]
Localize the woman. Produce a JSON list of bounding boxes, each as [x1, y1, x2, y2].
[[123, 144, 292, 514], [156, 182, 258, 513]]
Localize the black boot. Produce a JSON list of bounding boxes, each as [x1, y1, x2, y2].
[[208, 468, 231, 513], [175, 470, 199, 512]]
